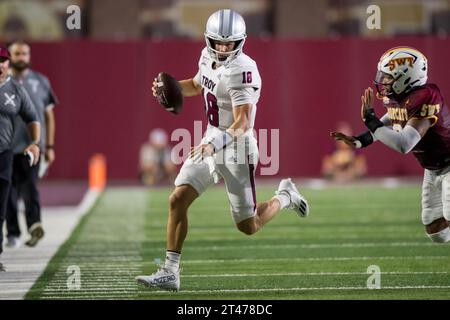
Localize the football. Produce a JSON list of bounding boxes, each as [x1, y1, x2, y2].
[[155, 72, 183, 114]]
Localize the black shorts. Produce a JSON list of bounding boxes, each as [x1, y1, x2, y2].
[[0, 150, 13, 182]]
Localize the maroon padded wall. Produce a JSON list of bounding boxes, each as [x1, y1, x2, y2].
[[28, 37, 450, 179]]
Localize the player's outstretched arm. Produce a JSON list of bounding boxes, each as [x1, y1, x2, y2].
[[179, 79, 202, 97], [331, 86, 391, 149], [372, 118, 431, 154], [359, 87, 431, 154]]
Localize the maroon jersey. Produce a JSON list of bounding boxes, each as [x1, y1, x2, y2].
[[383, 83, 450, 170]]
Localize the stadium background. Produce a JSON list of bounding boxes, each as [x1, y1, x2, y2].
[[2, 0, 450, 180], [2, 0, 450, 302]]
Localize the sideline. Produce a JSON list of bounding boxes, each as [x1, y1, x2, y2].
[[0, 188, 101, 300]]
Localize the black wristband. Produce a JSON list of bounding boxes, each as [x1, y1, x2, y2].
[[354, 130, 374, 148], [364, 108, 384, 133], [46, 145, 54, 150]]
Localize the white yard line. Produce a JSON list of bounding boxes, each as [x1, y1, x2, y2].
[[0, 189, 101, 300], [37, 271, 448, 286], [145, 242, 437, 251], [182, 271, 449, 277], [151, 285, 450, 294], [180, 256, 449, 264], [38, 285, 450, 298]]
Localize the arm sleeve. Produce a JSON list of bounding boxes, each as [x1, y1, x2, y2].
[[380, 112, 392, 126], [229, 87, 257, 107], [368, 112, 392, 143], [373, 124, 422, 154], [18, 86, 38, 124]]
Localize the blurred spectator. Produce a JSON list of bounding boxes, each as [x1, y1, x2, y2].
[[139, 128, 176, 185], [322, 122, 367, 183]]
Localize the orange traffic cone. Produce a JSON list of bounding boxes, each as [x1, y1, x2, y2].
[[89, 154, 106, 190]]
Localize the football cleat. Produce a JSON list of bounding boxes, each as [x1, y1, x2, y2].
[[135, 266, 180, 291], [276, 178, 310, 218], [25, 223, 45, 247]]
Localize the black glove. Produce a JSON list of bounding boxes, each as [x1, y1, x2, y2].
[[353, 130, 374, 148], [363, 108, 384, 133]]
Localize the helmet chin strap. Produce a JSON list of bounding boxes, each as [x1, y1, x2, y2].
[[209, 49, 237, 66]]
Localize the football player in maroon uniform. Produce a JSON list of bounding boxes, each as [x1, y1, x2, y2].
[[332, 47, 450, 244]]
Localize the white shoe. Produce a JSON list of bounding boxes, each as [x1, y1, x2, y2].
[[6, 236, 21, 248], [276, 178, 310, 217], [135, 266, 180, 291]]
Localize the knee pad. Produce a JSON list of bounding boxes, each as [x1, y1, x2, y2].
[[427, 227, 450, 243]]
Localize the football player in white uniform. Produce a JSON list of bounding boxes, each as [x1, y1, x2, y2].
[[136, 9, 309, 291]]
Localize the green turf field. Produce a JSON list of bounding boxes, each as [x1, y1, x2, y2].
[[26, 184, 450, 300]]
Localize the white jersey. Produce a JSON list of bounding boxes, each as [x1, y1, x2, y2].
[[193, 47, 262, 132]]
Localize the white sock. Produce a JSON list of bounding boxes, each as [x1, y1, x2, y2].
[[274, 192, 290, 209], [164, 250, 181, 272]]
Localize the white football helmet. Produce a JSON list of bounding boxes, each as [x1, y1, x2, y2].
[[375, 46, 428, 97], [204, 9, 247, 66]]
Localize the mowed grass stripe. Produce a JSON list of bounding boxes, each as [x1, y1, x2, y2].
[[140, 186, 450, 299], [138, 242, 438, 251], [28, 185, 450, 299], [37, 270, 449, 287], [26, 188, 149, 299], [180, 256, 450, 263], [150, 285, 450, 294]]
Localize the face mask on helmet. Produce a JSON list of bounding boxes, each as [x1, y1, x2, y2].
[[374, 71, 395, 98], [205, 37, 244, 63], [204, 9, 247, 66]]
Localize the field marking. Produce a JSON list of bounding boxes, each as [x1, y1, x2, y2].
[[182, 271, 449, 278], [65, 241, 439, 254], [181, 256, 450, 264], [37, 255, 450, 268], [40, 271, 449, 289], [1, 188, 102, 300], [40, 285, 450, 294], [39, 271, 449, 287], [151, 285, 450, 294], [38, 285, 450, 297], [139, 242, 438, 251]]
